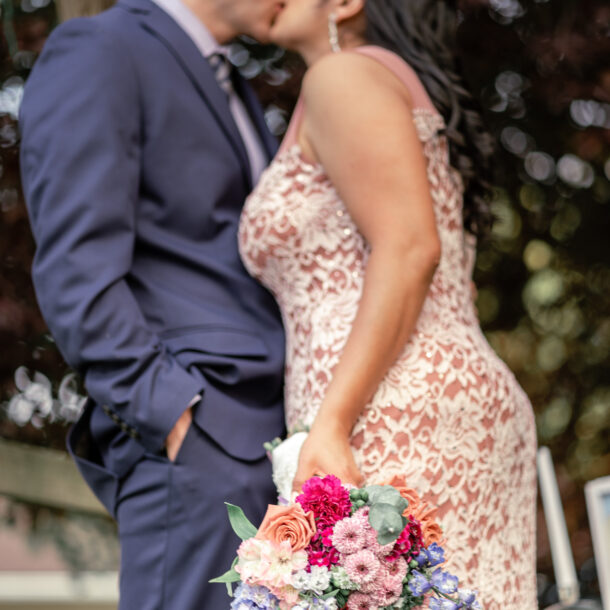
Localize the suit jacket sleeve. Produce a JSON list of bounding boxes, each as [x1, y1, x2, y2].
[[19, 18, 204, 452]]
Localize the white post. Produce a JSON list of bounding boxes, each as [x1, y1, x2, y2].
[[537, 446, 580, 605]]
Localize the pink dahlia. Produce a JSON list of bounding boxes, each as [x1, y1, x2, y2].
[[343, 549, 381, 586], [296, 475, 352, 527], [332, 515, 367, 555]]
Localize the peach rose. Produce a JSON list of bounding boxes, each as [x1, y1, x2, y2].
[[385, 475, 446, 548], [256, 504, 316, 551]]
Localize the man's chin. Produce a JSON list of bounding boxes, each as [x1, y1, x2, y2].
[[241, 26, 272, 45]]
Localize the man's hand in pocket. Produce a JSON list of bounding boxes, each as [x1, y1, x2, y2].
[[165, 407, 193, 462]]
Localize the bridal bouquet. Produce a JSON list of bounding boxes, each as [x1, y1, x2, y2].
[[211, 473, 480, 609]]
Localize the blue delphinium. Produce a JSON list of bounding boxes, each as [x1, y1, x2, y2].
[[408, 570, 433, 597], [429, 598, 460, 610], [414, 551, 428, 568], [458, 589, 482, 610], [231, 583, 279, 609], [430, 568, 459, 595], [458, 589, 476, 605], [423, 543, 445, 567]]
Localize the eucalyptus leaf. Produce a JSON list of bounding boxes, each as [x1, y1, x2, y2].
[[362, 485, 389, 503], [363, 485, 408, 513], [368, 503, 406, 545], [225, 503, 258, 540]]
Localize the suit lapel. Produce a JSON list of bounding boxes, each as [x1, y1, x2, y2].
[[117, 0, 252, 190], [233, 76, 279, 161]]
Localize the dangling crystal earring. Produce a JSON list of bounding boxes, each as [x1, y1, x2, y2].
[[328, 13, 341, 53]]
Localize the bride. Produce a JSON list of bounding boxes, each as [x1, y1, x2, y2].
[[238, 0, 538, 607]]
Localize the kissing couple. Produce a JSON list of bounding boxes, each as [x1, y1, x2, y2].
[[20, 0, 538, 608]]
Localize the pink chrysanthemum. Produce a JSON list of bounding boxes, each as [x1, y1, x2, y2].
[[346, 592, 377, 610], [382, 555, 408, 586], [351, 506, 369, 524], [360, 567, 403, 608], [360, 577, 383, 597], [366, 527, 396, 557], [296, 475, 352, 527], [332, 515, 367, 555], [374, 578, 404, 607], [343, 549, 381, 585]]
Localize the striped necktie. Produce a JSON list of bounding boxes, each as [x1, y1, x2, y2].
[[208, 52, 234, 97]]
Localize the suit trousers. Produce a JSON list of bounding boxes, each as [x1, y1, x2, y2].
[[115, 419, 276, 610]]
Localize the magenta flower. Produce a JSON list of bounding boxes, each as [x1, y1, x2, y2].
[[308, 547, 339, 568], [296, 475, 352, 527], [320, 526, 334, 547], [386, 519, 424, 562]]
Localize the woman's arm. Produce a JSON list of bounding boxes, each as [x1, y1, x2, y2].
[[292, 52, 441, 491]]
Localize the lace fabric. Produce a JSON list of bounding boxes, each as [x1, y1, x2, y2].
[[239, 50, 538, 609]]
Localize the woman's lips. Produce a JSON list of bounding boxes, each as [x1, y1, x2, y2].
[[271, 2, 285, 27]]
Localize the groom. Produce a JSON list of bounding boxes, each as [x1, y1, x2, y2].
[[19, 0, 285, 607]]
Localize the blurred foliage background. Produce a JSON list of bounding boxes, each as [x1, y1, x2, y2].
[[0, 0, 608, 603]]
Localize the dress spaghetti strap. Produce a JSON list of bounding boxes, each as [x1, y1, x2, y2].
[[350, 45, 439, 114], [278, 45, 441, 156]]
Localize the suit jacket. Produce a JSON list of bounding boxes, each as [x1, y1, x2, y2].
[[19, 0, 285, 514]]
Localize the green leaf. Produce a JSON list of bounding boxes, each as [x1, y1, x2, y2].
[[368, 503, 406, 545], [225, 502, 258, 540], [362, 485, 388, 503], [209, 567, 241, 584], [363, 485, 408, 513]]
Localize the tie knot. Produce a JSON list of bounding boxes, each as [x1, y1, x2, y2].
[[208, 53, 234, 97]]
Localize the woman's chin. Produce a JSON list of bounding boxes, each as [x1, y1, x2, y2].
[[268, 24, 299, 51], [268, 28, 287, 48]]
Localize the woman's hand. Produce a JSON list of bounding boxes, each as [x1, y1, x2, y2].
[[292, 422, 364, 493]]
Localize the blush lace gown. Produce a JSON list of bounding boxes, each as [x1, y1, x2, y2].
[[239, 46, 538, 609]]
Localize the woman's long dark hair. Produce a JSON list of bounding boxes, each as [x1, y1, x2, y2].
[[363, 0, 495, 236]]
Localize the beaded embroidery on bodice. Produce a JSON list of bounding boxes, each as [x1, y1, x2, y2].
[[238, 53, 537, 609]]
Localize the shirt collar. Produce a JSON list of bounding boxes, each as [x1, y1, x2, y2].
[[149, 0, 226, 58]]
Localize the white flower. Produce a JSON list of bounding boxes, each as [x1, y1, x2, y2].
[[24, 381, 53, 417], [330, 566, 357, 590], [5, 367, 86, 427], [57, 373, 87, 422], [307, 565, 331, 596], [7, 395, 34, 426], [292, 569, 310, 590]]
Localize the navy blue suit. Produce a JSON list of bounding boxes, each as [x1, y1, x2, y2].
[[19, 0, 285, 607]]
